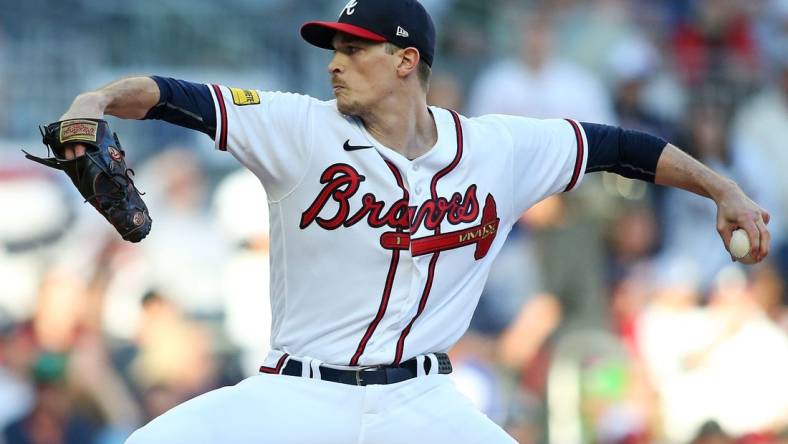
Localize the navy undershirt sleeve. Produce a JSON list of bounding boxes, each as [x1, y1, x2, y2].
[[143, 76, 217, 138], [580, 122, 667, 183]]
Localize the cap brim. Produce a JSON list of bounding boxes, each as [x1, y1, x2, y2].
[[300, 21, 387, 50]]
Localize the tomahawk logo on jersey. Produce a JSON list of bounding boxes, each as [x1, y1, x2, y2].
[[205, 84, 587, 367]]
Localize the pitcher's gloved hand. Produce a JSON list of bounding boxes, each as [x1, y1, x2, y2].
[[23, 119, 152, 242]]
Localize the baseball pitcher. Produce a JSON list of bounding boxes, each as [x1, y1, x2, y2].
[[30, 1, 771, 442]]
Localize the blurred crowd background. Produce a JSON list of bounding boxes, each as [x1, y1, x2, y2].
[[0, 0, 787, 443]]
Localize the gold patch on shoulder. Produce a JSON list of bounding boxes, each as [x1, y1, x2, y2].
[[60, 120, 98, 143], [230, 88, 261, 106]]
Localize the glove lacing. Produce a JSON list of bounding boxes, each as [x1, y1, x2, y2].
[[81, 151, 145, 207]]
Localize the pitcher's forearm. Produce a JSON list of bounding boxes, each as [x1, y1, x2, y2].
[[655, 143, 771, 262], [654, 143, 738, 202], [60, 76, 160, 120]]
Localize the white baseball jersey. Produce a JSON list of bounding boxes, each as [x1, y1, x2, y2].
[[207, 85, 588, 368]]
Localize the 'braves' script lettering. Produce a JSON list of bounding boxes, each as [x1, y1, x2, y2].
[[300, 164, 480, 231]]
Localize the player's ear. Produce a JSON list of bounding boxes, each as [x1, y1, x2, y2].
[[396, 47, 421, 79]]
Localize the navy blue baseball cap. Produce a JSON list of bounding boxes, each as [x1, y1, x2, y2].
[[301, 0, 436, 67]]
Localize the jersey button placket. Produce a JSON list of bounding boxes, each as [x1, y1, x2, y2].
[[406, 166, 427, 239]]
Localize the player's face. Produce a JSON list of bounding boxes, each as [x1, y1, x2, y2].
[[329, 33, 398, 116]]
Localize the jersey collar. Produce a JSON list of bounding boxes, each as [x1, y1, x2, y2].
[[353, 107, 457, 172]]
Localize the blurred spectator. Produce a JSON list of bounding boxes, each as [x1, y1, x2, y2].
[[553, 0, 639, 76], [417, 0, 452, 24], [778, 428, 788, 444], [606, 36, 677, 139], [448, 331, 544, 443], [545, 329, 651, 444], [586, 358, 652, 444], [637, 258, 711, 442], [449, 333, 507, 425], [0, 24, 7, 138], [639, 265, 788, 442], [672, 0, 760, 93], [131, 291, 218, 403], [606, 202, 660, 288], [66, 335, 141, 442], [750, 263, 787, 329], [0, 321, 35, 438], [699, 267, 788, 438], [754, 0, 788, 71], [0, 171, 70, 249], [467, 10, 616, 123], [427, 72, 464, 111], [472, 221, 543, 337], [1, 263, 142, 444], [3, 353, 101, 444], [691, 420, 736, 444], [502, 390, 543, 444], [494, 195, 609, 420], [140, 384, 183, 426], [138, 148, 230, 316], [214, 169, 273, 376], [497, 293, 561, 374], [519, 195, 608, 333], [605, 203, 660, 353], [32, 270, 88, 353], [732, 49, 788, 281], [0, 168, 73, 323]]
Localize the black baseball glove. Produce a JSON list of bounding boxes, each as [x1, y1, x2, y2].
[[23, 119, 152, 242]]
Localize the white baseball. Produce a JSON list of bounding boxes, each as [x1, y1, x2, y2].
[[729, 229, 751, 259]]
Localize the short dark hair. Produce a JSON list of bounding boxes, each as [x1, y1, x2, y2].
[[384, 42, 431, 90]]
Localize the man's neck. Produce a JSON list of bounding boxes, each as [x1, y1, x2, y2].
[[358, 94, 438, 160]]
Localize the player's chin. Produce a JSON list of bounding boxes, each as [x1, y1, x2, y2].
[[336, 97, 362, 117]]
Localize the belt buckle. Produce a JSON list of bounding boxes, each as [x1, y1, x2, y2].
[[354, 366, 381, 386]]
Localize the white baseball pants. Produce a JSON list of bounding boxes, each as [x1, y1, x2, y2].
[[124, 372, 515, 443]]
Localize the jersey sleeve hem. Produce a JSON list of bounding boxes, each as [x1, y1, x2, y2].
[[563, 118, 588, 192], [208, 84, 229, 151]]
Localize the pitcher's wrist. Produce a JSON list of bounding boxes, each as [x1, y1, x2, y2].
[[60, 91, 108, 120]]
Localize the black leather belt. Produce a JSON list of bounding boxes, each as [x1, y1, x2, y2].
[[280, 353, 452, 386]]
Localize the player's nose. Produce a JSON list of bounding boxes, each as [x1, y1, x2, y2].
[[327, 53, 343, 74]]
